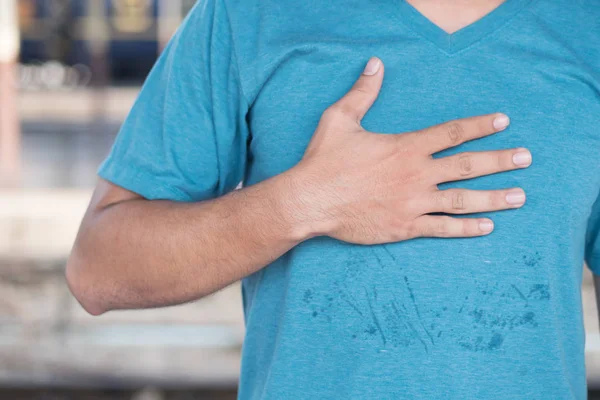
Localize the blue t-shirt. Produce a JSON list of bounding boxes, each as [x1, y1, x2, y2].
[[99, 0, 600, 398]]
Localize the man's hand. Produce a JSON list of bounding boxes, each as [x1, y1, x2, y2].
[[286, 57, 531, 244]]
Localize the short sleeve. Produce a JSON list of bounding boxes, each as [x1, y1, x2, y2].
[[98, 0, 248, 202], [586, 194, 600, 274]]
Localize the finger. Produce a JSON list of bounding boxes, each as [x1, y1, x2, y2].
[[410, 215, 494, 238], [329, 57, 384, 124], [423, 188, 526, 215], [432, 148, 532, 183], [405, 113, 511, 155]]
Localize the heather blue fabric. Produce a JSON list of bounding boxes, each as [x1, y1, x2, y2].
[[99, 0, 600, 398]]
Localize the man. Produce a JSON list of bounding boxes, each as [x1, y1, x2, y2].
[[67, 0, 600, 398]]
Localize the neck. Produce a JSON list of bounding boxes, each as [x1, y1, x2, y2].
[[406, 0, 507, 34]]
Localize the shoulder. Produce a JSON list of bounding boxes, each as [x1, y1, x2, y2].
[[529, 0, 600, 30], [222, 0, 342, 32], [218, 0, 339, 96]]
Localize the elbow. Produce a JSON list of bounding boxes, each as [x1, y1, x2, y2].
[[65, 251, 109, 316]]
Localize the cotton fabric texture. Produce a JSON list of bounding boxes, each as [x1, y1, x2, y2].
[[99, 0, 600, 398]]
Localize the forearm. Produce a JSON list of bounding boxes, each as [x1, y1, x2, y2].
[[66, 169, 315, 315]]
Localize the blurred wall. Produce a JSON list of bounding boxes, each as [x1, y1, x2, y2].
[[1, 0, 245, 393]]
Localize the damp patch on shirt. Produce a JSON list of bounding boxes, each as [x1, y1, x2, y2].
[[301, 246, 552, 354]]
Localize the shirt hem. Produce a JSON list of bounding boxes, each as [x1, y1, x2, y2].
[[588, 254, 600, 275]]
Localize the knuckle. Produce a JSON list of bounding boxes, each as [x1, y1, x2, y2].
[[466, 220, 477, 235], [497, 153, 505, 169], [414, 220, 433, 238], [322, 104, 355, 126], [401, 132, 424, 155], [452, 191, 466, 210], [406, 222, 420, 238], [405, 196, 423, 215], [412, 128, 426, 140], [431, 191, 446, 207], [352, 85, 370, 97], [433, 157, 452, 180], [466, 220, 479, 236], [394, 221, 412, 240], [457, 154, 474, 176], [498, 151, 512, 170], [327, 102, 345, 114], [491, 191, 504, 208], [338, 104, 358, 121], [446, 122, 465, 145], [321, 106, 340, 122]]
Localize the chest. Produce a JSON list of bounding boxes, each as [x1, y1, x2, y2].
[[246, 39, 600, 224], [238, 2, 600, 366]]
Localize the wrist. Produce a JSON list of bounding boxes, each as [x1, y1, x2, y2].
[[271, 164, 338, 242]]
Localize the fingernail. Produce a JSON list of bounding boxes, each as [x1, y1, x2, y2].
[[512, 149, 532, 167], [479, 220, 494, 233], [493, 114, 510, 130], [363, 57, 381, 76], [506, 189, 526, 206]]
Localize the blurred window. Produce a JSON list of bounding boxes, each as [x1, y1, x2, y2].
[[18, 0, 36, 32], [111, 0, 153, 34]]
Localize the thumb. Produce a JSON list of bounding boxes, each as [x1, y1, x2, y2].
[[333, 57, 384, 124]]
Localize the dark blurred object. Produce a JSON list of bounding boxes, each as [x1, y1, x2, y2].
[[47, 0, 76, 62], [18, 0, 196, 84]]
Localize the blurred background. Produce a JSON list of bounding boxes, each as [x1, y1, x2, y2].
[[1, 1, 241, 399], [1, 1, 600, 399]]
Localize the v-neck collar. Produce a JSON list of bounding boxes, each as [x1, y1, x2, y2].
[[394, 0, 535, 55]]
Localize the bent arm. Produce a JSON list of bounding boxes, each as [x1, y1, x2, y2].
[[66, 172, 313, 316]]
